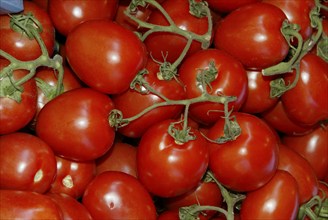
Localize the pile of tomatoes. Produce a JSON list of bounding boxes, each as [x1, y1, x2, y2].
[[0, 0, 327, 219]]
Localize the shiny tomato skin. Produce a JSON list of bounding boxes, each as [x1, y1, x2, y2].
[[47, 193, 93, 220], [112, 58, 186, 138], [36, 87, 115, 161], [137, 119, 209, 198], [65, 20, 147, 95], [144, 0, 211, 63], [214, 3, 289, 70], [240, 170, 299, 220], [278, 144, 319, 204], [49, 156, 96, 199], [281, 53, 328, 126], [49, 0, 118, 36], [208, 112, 279, 192], [0, 1, 55, 61], [206, 0, 261, 13], [240, 70, 279, 114], [0, 190, 62, 219], [0, 60, 37, 135], [178, 49, 247, 126], [96, 142, 138, 178], [282, 125, 328, 180], [82, 171, 157, 220], [0, 132, 57, 193]]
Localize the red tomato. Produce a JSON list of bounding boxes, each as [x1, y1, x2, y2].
[[47, 193, 93, 220], [281, 53, 328, 126], [240, 170, 300, 220], [0, 132, 57, 193], [144, 0, 211, 63], [278, 144, 319, 204], [49, 156, 96, 199], [178, 49, 247, 126], [36, 88, 115, 161], [137, 119, 209, 198], [164, 180, 223, 219], [206, 0, 261, 13], [261, 100, 314, 136], [0, 1, 55, 61], [30, 66, 82, 129], [96, 141, 138, 178], [240, 70, 279, 114], [0, 60, 37, 135], [282, 124, 328, 180], [49, 0, 118, 36], [65, 19, 147, 95], [112, 58, 186, 138], [263, 0, 315, 42], [208, 112, 279, 192], [214, 2, 289, 69], [0, 190, 62, 219], [157, 210, 180, 220], [82, 171, 157, 220]]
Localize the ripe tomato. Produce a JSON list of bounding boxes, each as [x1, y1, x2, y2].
[[206, 0, 261, 13], [36, 88, 115, 161], [65, 19, 147, 95], [282, 124, 328, 180], [281, 53, 328, 126], [0, 132, 57, 193], [240, 170, 299, 220], [0, 190, 62, 219], [278, 144, 319, 204], [144, 0, 211, 63], [137, 119, 209, 198], [261, 100, 314, 136], [0, 1, 55, 61], [96, 142, 138, 178], [214, 2, 289, 69], [240, 70, 279, 114], [48, 0, 118, 36], [82, 171, 157, 220], [112, 58, 186, 138], [47, 193, 93, 220], [208, 112, 279, 192], [49, 156, 96, 199], [178, 49, 247, 126], [0, 60, 37, 135]]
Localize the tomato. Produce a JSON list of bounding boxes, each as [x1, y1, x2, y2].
[[282, 124, 328, 180], [206, 0, 261, 13], [157, 210, 180, 220], [178, 49, 247, 126], [261, 100, 314, 136], [0, 132, 57, 193], [137, 119, 209, 198], [49, 0, 118, 36], [49, 156, 96, 199], [30, 66, 82, 129], [240, 69, 279, 114], [263, 0, 315, 42], [36, 87, 115, 161], [0, 1, 55, 61], [240, 170, 299, 220], [208, 112, 279, 192], [0, 59, 37, 135], [0, 190, 62, 219], [82, 171, 157, 220], [47, 193, 93, 220], [278, 144, 319, 204], [214, 2, 289, 70], [163, 180, 223, 219], [281, 53, 328, 126], [65, 19, 147, 95], [112, 58, 186, 138], [96, 142, 138, 178], [144, 0, 211, 63]]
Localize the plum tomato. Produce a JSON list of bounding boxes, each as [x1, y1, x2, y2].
[[206, 0, 261, 13]]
